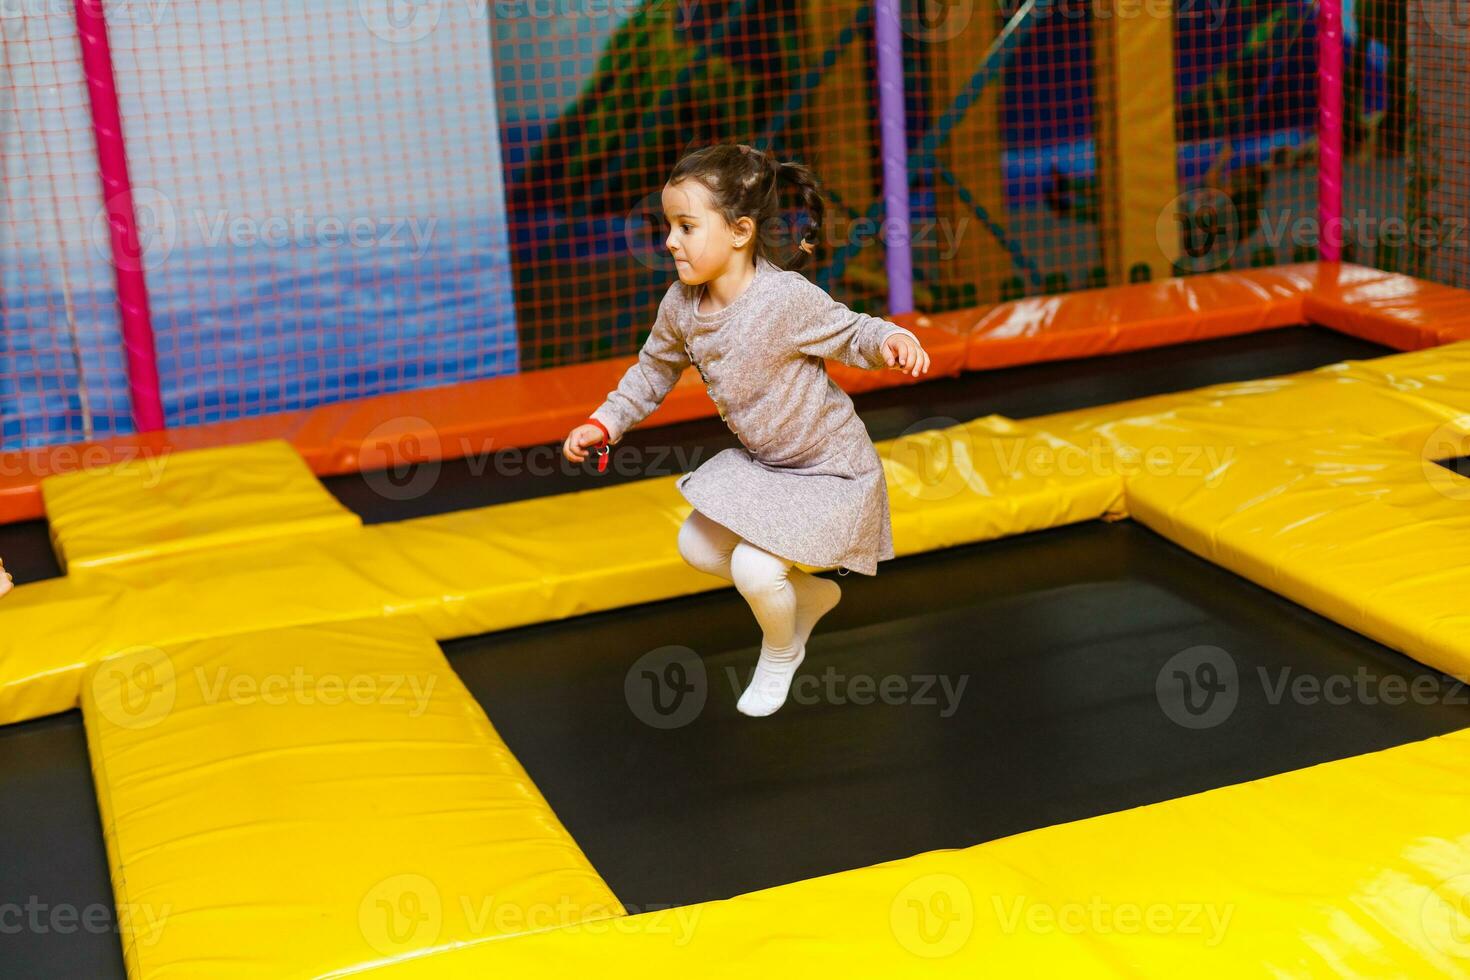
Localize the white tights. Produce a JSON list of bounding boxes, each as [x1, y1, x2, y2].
[[676, 509, 842, 716]]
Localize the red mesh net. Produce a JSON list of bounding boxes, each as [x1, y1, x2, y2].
[[2, 2, 1463, 452], [1, 9, 131, 448]]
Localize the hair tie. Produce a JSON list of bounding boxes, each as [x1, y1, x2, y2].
[[799, 239, 815, 255]]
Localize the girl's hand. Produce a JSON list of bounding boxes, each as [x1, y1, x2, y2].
[[0, 560, 11, 599], [882, 333, 931, 377], [563, 423, 611, 464]]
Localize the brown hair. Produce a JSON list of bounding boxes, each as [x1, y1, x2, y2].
[[667, 142, 826, 271]]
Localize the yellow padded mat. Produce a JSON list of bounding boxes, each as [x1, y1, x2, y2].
[[82, 618, 621, 980], [354, 726, 1470, 978], [1126, 433, 1470, 684], [41, 439, 360, 572], [1, 420, 1122, 726]]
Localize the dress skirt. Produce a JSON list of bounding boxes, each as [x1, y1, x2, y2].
[[675, 412, 894, 576]]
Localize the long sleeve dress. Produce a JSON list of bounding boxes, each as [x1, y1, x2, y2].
[[589, 254, 921, 575]]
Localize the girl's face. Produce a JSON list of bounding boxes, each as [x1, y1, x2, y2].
[[661, 179, 752, 284]]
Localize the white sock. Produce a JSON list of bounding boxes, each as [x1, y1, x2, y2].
[[730, 541, 807, 717], [737, 642, 805, 717], [791, 572, 842, 646]]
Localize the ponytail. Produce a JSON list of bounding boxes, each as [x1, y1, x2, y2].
[[776, 159, 825, 271]]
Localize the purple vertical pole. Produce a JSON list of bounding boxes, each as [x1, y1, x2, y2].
[[74, 0, 166, 432], [1318, 0, 1344, 263], [874, 0, 914, 313]]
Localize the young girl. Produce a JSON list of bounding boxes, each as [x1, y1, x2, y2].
[[563, 143, 930, 717]]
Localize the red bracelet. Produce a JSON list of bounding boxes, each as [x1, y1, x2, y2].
[[585, 417, 611, 473]]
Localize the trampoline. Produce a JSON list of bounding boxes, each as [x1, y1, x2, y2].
[[5, 306, 1470, 976]]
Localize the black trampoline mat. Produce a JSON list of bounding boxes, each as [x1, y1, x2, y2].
[[445, 520, 1470, 910]]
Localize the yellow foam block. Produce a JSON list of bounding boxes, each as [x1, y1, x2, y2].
[[1327, 339, 1470, 414], [1125, 433, 1470, 683], [1033, 366, 1466, 462], [82, 618, 620, 980], [880, 414, 1128, 549], [41, 439, 360, 572], [356, 727, 1470, 978], [1, 421, 1123, 726]]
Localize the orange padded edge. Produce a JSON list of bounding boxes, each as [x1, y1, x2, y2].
[[1304, 261, 1470, 349], [2, 262, 1465, 525], [954, 264, 1317, 370]]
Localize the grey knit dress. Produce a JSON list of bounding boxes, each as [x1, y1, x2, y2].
[[590, 255, 921, 576]]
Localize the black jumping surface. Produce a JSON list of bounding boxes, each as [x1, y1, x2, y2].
[[446, 521, 1470, 910], [3, 325, 1465, 974]]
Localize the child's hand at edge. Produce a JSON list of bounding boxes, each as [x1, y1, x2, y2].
[[0, 559, 12, 599], [882, 333, 931, 377], [563, 422, 612, 464]]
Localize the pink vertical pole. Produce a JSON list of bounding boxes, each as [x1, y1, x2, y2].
[[74, 0, 166, 432], [1318, 0, 1344, 263]]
